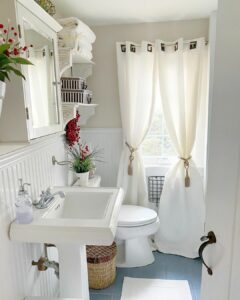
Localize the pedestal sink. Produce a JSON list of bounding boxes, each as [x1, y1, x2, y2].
[[10, 186, 124, 300]]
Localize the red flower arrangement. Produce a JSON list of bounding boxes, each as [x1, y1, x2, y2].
[[0, 21, 33, 82], [65, 112, 80, 147]]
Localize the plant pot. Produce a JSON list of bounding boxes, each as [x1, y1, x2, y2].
[[0, 81, 6, 116], [76, 171, 89, 186]]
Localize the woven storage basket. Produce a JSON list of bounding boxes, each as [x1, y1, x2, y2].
[[87, 242, 117, 289]]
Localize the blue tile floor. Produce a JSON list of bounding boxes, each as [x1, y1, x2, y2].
[[90, 251, 202, 300]]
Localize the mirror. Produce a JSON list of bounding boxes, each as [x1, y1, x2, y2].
[[23, 21, 59, 128]]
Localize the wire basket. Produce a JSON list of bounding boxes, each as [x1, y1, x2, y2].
[[148, 176, 165, 208]]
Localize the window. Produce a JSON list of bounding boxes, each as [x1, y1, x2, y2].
[[142, 101, 175, 165]]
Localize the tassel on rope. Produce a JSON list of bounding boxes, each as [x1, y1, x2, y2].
[[125, 142, 137, 176], [180, 156, 192, 188]]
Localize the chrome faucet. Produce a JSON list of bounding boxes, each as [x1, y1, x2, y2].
[[35, 187, 65, 209]]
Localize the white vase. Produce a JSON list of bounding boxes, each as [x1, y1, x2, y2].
[[76, 171, 89, 186], [0, 81, 6, 117]]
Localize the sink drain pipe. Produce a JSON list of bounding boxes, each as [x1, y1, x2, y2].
[[32, 243, 59, 278]]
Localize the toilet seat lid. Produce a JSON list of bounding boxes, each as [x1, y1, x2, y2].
[[118, 205, 158, 227]]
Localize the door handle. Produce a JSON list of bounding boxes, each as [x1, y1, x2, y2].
[[198, 231, 217, 275]]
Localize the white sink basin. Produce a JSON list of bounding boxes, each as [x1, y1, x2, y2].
[[10, 186, 124, 300], [10, 186, 124, 245]]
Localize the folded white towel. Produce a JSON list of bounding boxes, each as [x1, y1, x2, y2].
[[78, 37, 93, 52], [58, 38, 66, 48], [58, 32, 93, 53], [77, 49, 93, 61], [58, 17, 96, 44], [58, 30, 79, 49]]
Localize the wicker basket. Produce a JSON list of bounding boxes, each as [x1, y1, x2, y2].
[[87, 242, 117, 289]]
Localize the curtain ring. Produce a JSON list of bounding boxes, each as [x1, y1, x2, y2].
[[125, 142, 137, 176], [179, 156, 192, 187]]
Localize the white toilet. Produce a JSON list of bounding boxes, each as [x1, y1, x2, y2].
[[115, 205, 160, 268]]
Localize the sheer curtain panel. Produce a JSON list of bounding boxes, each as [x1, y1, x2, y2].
[[154, 38, 207, 258], [116, 41, 156, 206]]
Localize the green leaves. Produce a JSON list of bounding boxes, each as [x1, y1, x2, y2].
[[10, 57, 33, 65], [72, 156, 93, 173], [0, 71, 10, 82], [66, 143, 103, 174], [0, 44, 10, 55], [0, 54, 12, 67], [0, 53, 33, 81], [3, 65, 26, 80]]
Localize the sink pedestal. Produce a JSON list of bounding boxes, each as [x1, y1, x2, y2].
[[57, 244, 89, 300]]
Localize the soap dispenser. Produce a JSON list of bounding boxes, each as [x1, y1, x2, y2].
[[15, 179, 33, 224]]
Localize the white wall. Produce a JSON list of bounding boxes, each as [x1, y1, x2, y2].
[[81, 128, 122, 186], [86, 19, 209, 128], [0, 134, 67, 300]]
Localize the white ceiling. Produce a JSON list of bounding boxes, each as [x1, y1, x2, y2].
[[52, 0, 218, 26]]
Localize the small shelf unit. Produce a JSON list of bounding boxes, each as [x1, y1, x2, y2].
[[59, 47, 95, 78]]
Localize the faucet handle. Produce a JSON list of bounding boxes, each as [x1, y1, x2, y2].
[[40, 190, 46, 197], [46, 186, 53, 194], [40, 187, 52, 197]]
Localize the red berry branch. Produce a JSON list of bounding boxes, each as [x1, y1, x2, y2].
[[65, 112, 81, 147], [0, 23, 33, 57], [0, 21, 33, 82]]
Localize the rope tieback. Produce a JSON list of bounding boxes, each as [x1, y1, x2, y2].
[[125, 142, 137, 176], [180, 156, 192, 188]]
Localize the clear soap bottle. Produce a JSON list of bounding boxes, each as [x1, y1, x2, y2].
[[15, 179, 33, 224]]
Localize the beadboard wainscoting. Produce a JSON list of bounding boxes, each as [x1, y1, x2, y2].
[[0, 134, 67, 300], [81, 128, 123, 187]]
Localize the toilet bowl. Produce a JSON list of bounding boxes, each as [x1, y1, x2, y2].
[[115, 205, 160, 268]]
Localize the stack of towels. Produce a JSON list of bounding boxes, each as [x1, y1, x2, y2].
[[58, 17, 96, 61]]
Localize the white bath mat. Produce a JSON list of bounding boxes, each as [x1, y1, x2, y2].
[[121, 277, 192, 300]]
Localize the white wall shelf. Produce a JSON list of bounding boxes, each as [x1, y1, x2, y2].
[[62, 103, 98, 127], [59, 47, 95, 78]]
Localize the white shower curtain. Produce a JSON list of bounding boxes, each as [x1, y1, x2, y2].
[[116, 41, 156, 206], [154, 38, 207, 258]]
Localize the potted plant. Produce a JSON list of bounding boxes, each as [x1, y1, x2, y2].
[[35, 0, 56, 16], [0, 22, 32, 116], [67, 143, 96, 186]]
